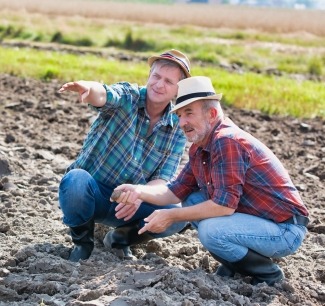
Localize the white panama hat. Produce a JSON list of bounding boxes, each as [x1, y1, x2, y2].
[[171, 76, 222, 113]]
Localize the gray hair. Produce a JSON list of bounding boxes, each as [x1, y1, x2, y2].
[[150, 59, 186, 80], [202, 99, 224, 118]]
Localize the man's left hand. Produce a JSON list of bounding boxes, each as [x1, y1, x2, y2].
[[138, 209, 173, 234]]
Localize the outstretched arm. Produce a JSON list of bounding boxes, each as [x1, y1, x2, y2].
[[58, 81, 106, 107]]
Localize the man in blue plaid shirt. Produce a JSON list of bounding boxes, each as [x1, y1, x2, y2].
[[58, 49, 191, 262]]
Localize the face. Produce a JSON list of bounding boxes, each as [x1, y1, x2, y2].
[[176, 100, 213, 146], [146, 62, 182, 106]]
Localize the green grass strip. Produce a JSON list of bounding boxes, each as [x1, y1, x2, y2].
[[1, 46, 324, 118]]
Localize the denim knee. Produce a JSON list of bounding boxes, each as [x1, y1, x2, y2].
[[197, 218, 238, 257], [59, 169, 92, 204], [197, 219, 220, 251], [59, 169, 96, 227]]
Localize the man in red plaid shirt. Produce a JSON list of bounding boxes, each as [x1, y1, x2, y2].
[[113, 76, 309, 286]]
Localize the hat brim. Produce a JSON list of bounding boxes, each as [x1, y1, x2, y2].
[[170, 93, 222, 113], [148, 56, 191, 78]]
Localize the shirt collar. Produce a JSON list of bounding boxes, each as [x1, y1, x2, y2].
[[163, 102, 176, 128], [138, 87, 147, 109]]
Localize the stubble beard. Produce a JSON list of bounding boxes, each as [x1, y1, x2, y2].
[[186, 121, 211, 144]]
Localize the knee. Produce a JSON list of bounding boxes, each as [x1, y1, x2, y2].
[[198, 220, 223, 251], [59, 169, 91, 194], [59, 169, 93, 209]]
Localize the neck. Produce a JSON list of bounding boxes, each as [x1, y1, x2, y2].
[[146, 100, 168, 120]]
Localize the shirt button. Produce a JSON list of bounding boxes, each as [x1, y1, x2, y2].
[[134, 157, 137, 161], [207, 182, 210, 185], [203, 162, 206, 164]]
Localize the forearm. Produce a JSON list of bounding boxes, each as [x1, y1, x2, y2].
[[170, 200, 234, 223], [137, 184, 180, 205], [146, 179, 168, 186], [84, 81, 107, 107]]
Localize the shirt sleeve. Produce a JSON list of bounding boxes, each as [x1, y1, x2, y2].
[[168, 162, 199, 200], [210, 137, 250, 209], [92, 82, 140, 115]]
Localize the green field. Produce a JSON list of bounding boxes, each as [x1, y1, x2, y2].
[[0, 0, 324, 118]]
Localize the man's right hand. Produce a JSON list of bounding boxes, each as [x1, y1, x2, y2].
[[58, 81, 106, 107], [58, 81, 91, 103]]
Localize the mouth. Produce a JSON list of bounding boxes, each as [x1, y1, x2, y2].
[[152, 87, 163, 95], [183, 126, 194, 134]]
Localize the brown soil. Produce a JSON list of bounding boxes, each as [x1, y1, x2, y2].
[[0, 73, 324, 306]]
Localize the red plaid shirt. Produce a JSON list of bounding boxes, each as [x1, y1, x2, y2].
[[169, 117, 308, 222]]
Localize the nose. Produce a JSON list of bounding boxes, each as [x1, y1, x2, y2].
[[156, 78, 165, 88], [178, 116, 186, 128]]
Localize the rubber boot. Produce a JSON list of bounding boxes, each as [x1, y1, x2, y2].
[[103, 222, 153, 259], [68, 218, 95, 262], [232, 249, 284, 286], [209, 252, 235, 277]]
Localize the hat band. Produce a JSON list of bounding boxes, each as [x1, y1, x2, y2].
[[160, 52, 190, 73], [176, 91, 216, 105]]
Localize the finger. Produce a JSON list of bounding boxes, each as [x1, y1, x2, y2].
[[143, 214, 154, 223], [120, 190, 131, 203], [122, 206, 137, 221], [123, 211, 136, 221], [58, 84, 70, 93], [115, 204, 133, 218], [138, 224, 149, 235], [115, 205, 136, 221], [115, 203, 126, 212]]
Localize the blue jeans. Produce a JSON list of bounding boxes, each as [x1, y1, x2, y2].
[[58, 169, 186, 238], [182, 190, 307, 262]]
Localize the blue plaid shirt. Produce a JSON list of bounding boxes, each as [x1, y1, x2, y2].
[[67, 82, 186, 187]]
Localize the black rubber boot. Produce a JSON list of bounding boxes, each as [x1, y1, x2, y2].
[[103, 221, 153, 249], [68, 218, 95, 262], [232, 249, 284, 286], [209, 252, 235, 277]]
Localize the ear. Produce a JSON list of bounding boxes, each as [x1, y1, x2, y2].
[[208, 107, 218, 123]]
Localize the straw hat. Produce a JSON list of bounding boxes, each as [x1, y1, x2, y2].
[[171, 76, 222, 113], [148, 49, 191, 78]]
